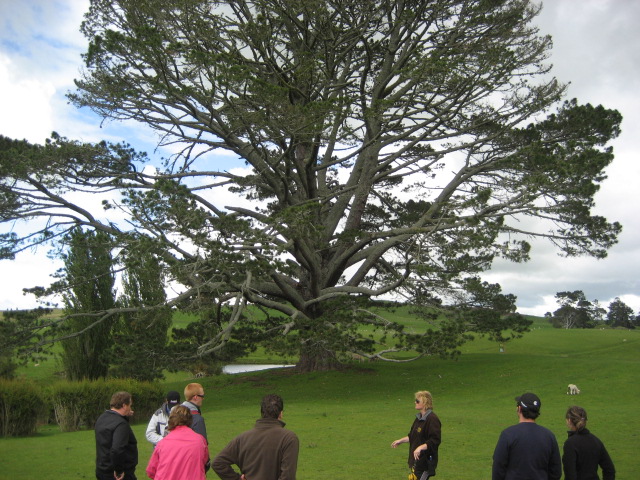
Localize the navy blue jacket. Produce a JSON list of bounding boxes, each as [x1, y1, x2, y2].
[[493, 422, 561, 480]]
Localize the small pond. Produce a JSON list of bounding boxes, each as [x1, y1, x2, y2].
[[222, 364, 295, 374]]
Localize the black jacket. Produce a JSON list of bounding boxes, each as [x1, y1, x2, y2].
[[563, 428, 615, 480], [408, 410, 441, 477], [95, 410, 138, 476]]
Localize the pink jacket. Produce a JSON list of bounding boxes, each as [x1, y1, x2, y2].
[[146, 425, 209, 480]]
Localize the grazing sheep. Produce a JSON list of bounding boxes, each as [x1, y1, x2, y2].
[[567, 384, 580, 395]]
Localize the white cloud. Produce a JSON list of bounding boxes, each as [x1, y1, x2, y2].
[[0, 250, 63, 310], [0, 54, 55, 143], [0, 0, 89, 142]]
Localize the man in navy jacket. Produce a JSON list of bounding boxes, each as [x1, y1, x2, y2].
[[493, 392, 561, 480]]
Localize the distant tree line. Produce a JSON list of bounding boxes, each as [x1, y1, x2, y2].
[[545, 290, 638, 329]]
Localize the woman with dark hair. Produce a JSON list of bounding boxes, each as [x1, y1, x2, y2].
[[563, 405, 615, 480], [146, 405, 209, 480], [391, 390, 441, 480]]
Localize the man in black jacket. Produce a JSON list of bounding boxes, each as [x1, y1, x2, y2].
[[95, 391, 138, 480]]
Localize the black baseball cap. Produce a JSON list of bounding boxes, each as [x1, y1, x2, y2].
[[166, 391, 180, 405], [515, 392, 541, 412]]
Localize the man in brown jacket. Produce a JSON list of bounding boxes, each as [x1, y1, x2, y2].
[[213, 394, 299, 480]]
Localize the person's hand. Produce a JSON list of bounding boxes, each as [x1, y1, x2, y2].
[[391, 438, 404, 448], [413, 444, 426, 460]]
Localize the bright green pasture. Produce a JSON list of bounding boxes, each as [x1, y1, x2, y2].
[[2, 320, 638, 479]]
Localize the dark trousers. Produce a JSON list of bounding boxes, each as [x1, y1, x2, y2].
[[96, 471, 137, 480]]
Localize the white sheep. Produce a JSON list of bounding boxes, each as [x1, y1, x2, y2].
[[567, 384, 580, 395]]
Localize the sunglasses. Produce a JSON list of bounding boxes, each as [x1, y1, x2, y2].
[[415, 399, 421, 404], [195, 394, 205, 398]]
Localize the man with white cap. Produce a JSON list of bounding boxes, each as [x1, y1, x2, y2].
[[492, 392, 561, 480]]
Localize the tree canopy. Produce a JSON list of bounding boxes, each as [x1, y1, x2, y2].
[[606, 297, 635, 329], [545, 290, 604, 329], [0, 0, 622, 370]]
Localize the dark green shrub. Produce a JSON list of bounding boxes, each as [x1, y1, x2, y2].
[[0, 379, 46, 437], [48, 379, 163, 432], [128, 381, 166, 423]]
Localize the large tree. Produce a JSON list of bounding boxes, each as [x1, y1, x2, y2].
[[606, 297, 634, 329], [0, 0, 622, 370], [546, 290, 604, 329]]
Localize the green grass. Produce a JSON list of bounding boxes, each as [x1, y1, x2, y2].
[[2, 318, 639, 479]]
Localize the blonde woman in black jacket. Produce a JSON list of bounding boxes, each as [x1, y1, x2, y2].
[[391, 390, 441, 480]]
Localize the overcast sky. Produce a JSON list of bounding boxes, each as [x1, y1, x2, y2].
[[1, 0, 639, 316]]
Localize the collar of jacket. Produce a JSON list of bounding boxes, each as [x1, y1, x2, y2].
[[107, 409, 130, 422], [182, 401, 201, 414], [255, 417, 286, 428], [416, 409, 433, 421]]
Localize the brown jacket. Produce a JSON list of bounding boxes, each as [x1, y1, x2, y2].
[[213, 418, 299, 480]]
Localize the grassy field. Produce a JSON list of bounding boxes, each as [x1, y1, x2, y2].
[[1, 317, 638, 479]]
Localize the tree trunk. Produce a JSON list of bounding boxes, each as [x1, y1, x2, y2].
[[296, 343, 339, 372]]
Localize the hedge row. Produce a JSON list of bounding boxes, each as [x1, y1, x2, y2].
[[0, 379, 164, 436], [0, 379, 46, 436]]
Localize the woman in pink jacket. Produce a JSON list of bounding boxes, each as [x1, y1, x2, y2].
[[146, 405, 209, 480]]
